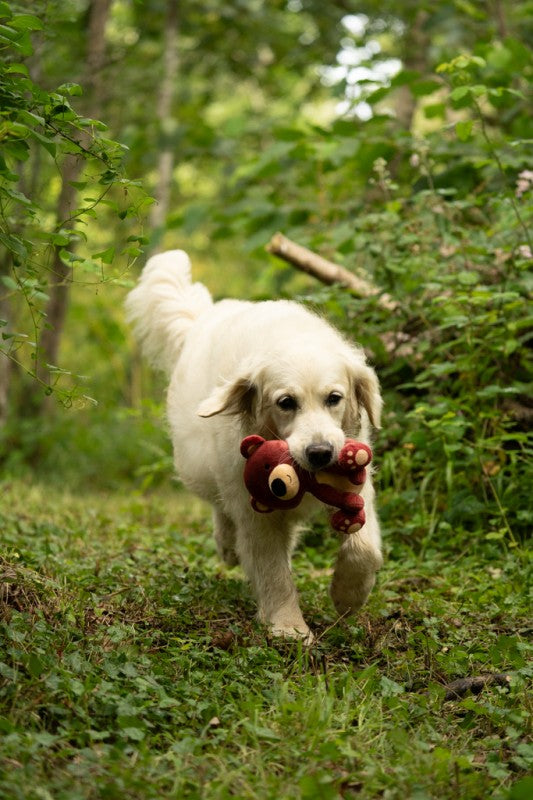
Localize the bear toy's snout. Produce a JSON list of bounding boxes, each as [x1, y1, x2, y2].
[[268, 464, 300, 501]]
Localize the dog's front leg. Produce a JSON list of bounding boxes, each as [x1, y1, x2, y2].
[[213, 505, 239, 567], [234, 511, 312, 641], [329, 500, 383, 617]]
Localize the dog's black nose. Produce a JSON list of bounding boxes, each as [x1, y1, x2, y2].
[[305, 443, 333, 469]]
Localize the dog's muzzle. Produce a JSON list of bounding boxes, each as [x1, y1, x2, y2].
[[305, 443, 334, 470]]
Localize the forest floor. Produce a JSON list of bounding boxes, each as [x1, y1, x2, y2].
[[0, 479, 531, 800]]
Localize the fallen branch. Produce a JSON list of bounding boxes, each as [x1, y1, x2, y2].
[[443, 673, 511, 701], [266, 232, 398, 311]]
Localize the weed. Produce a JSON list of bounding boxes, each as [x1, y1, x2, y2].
[[0, 480, 530, 799]]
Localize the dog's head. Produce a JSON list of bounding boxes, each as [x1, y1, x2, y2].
[[197, 341, 381, 472]]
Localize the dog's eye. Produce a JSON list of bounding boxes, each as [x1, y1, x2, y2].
[[326, 392, 343, 407], [277, 395, 297, 411]]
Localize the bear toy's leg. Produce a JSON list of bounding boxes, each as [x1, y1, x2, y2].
[[330, 508, 366, 535]]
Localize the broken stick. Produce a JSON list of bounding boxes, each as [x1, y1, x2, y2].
[[443, 673, 511, 701], [266, 232, 398, 311]]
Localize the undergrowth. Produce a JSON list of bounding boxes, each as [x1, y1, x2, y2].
[[0, 481, 530, 800]]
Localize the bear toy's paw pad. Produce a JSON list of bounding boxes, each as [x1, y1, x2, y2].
[[338, 443, 371, 471], [330, 509, 366, 535]]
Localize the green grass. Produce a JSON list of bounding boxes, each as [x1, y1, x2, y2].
[[0, 480, 531, 800]]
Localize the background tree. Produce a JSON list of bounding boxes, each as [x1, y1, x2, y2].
[[35, 0, 113, 408], [0, 0, 531, 542], [147, 0, 179, 252], [0, 0, 147, 421]]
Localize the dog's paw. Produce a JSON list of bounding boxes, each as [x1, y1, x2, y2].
[[264, 609, 314, 643], [330, 571, 376, 617], [269, 623, 315, 645], [329, 544, 382, 617]]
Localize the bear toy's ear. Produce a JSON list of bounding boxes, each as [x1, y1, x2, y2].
[[240, 435, 265, 459], [251, 497, 273, 513]]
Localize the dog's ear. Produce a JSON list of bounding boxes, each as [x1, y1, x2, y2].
[[348, 362, 382, 429], [197, 377, 257, 418]]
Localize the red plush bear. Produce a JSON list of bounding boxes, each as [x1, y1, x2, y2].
[[240, 435, 372, 534]]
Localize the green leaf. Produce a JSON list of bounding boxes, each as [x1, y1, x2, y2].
[[0, 233, 28, 260], [9, 14, 43, 31], [390, 69, 420, 87], [457, 270, 480, 285], [449, 86, 470, 102], [456, 120, 473, 141], [380, 676, 405, 696], [56, 82, 83, 96], [437, 54, 486, 73], [50, 103, 74, 118], [0, 716, 16, 734], [509, 777, 533, 800], [17, 109, 45, 126], [424, 102, 446, 119], [1, 276, 18, 291], [93, 247, 115, 265], [2, 185, 32, 206], [6, 62, 29, 75], [243, 721, 281, 741], [28, 127, 57, 156], [49, 233, 71, 246], [0, 25, 33, 55], [411, 79, 441, 97], [454, 0, 486, 20], [78, 117, 108, 130], [27, 653, 45, 678]]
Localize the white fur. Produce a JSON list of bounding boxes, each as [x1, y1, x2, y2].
[[126, 250, 383, 640]]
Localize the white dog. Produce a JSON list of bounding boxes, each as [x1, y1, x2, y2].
[[126, 250, 383, 640]]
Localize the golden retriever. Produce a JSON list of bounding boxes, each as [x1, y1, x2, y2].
[[126, 250, 383, 640]]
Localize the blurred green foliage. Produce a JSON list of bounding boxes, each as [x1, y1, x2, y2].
[[0, 1, 150, 404], [0, 1, 531, 545]]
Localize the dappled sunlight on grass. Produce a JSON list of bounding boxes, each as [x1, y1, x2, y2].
[[1, 480, 530, 799]]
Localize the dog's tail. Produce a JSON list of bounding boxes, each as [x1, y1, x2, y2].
[[125, 249, 213, 373]]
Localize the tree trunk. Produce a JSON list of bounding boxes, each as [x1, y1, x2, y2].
[[36, 0, 111, 406], [394, 10, 430, 132], [493, 0, 507, 39], [148, 0, 180, 252], [35, 155, 82, 391], [0, 297, 11, 426]]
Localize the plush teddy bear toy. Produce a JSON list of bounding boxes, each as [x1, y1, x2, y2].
[[240, 435, 372, 534]]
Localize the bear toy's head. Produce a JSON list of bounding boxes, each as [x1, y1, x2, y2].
[[240, 435, 305, 513]]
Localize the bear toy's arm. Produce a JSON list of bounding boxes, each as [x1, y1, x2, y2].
[[337, 441, 372, 486], [304, 440, 372, 519], [307, 479, 365, 514]]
